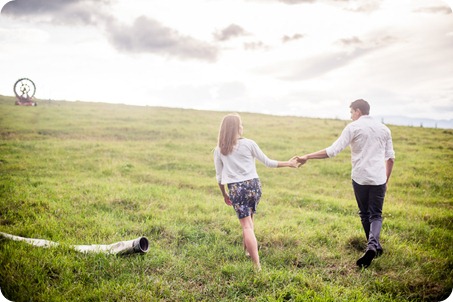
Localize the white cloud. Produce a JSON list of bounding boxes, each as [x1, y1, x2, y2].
[[0, 0, 452, 123]]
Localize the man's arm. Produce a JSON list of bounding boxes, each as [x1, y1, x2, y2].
[[386, 158, 395, 185], [384, 130, 395, 186], [297, 124, 352, 165], [306, 149, 329, 160], [296, 149, 329, 164]]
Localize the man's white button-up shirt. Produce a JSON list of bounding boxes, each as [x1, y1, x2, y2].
[[326, 115, 395, 186]]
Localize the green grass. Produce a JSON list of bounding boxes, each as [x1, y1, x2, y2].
[[0, 95, 452, 301]]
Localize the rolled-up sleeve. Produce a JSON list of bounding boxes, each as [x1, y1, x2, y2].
[[326, 126, 352, 158], [385, 131, 395, 160]]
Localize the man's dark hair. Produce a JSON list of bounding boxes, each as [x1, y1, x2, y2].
[[350, 99, 370, 115]]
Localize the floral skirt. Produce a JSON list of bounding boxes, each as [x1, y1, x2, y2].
[[227, 178, 262, 219]]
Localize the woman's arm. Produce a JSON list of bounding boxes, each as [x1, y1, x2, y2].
[[218, 183, 232, 206], [250, 140, 298, 168], [277, 156, 300, 168]]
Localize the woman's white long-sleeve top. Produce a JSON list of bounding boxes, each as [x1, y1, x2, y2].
[[214, 138, 278, 185]]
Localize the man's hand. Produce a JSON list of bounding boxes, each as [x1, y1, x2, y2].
[[288, 156, 301, 168], [296, 155, 308, 166]]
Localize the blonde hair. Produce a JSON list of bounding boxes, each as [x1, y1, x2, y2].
[[217, 113, 241, 155]]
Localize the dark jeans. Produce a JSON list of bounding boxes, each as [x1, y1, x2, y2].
[[352, 180, 386, 252]]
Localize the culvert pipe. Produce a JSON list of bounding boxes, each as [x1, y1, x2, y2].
[[0, 232, 149, 255]]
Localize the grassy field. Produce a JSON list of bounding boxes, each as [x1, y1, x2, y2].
[[0, 95, 452, 301]]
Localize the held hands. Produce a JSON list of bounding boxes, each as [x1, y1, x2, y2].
[[288, 155, 308, 168], [288, 156, 301, 168], [296, 155, 308, 165]]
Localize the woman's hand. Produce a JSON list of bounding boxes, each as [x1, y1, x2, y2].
[[224, 195, 232, 206], [218, 183, 232, 206], [288, 156, 302, 168]]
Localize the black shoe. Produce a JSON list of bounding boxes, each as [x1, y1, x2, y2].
[[356, 249, 376, 268], [376, 248, 384, 258]]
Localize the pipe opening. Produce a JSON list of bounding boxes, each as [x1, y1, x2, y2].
[[136, 237, 149, 253]]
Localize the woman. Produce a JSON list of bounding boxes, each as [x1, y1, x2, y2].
[[214, 113, 299, 271]]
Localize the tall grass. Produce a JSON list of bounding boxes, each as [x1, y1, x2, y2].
[[0, 95, 452, 301]]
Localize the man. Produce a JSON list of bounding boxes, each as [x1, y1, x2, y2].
[[297, 99, 395, 268]]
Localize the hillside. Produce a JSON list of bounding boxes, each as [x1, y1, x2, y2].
[[0, 95, 452, 301]]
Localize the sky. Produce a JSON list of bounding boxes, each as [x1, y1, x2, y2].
[[0, 0, 452, 123]]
